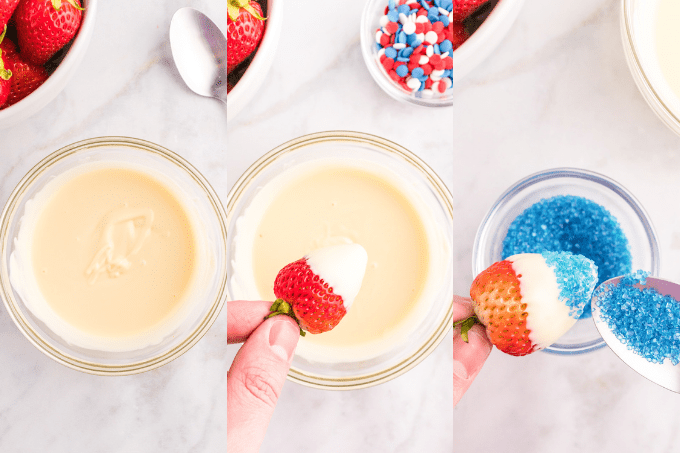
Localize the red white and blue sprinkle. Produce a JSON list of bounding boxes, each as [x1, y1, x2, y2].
[[375, 0, 454, 97]]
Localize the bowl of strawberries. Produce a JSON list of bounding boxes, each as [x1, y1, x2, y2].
[[0, 0, 97, 129], [226, 0, 282, 122]]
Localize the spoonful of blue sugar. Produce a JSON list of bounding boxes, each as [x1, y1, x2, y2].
[[592, 271, 680, 392]]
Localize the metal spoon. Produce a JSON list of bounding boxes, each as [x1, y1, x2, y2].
[[591, 276, 680, 392], [169, 7, 228, 104]]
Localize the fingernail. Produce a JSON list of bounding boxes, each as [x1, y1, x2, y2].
[[268, 318, 298, 362]]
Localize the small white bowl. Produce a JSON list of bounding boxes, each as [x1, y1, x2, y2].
[[450, 0, 525, 85], [227, 0, 283, 122], [0, 0, 98, 130]]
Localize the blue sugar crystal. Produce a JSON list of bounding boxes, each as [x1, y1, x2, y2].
[[503, 195, 632, 318], [541, 251, 598, 319], [595, 271, 680, 365]]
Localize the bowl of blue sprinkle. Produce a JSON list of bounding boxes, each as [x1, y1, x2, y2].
[[472, 168, 660, 355]]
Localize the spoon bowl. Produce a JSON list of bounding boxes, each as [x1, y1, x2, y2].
[[592, 275, 680, 392], [169, 7, 227, 103]]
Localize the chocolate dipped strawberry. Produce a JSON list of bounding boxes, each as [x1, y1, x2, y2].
[[267, 244, 368, 336], [461, 251, 598, 356]]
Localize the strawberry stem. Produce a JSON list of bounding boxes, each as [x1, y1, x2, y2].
[[0, 27, 10, 82], [454, 316, 479, 343], [52, 0, 84, 11], [265, 298, 306, 336], [228, 0, 265, 22]]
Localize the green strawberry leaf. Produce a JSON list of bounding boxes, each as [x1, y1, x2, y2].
[[265, 298, 306, 336], [454, 316, 479, 343], [228, 0, 265, 21], [51, 0, 85, 12]]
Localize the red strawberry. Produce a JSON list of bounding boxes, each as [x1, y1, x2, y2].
[[227, 0, 265, 74], [0, 26, 13, 106], [1, 46, 48, 108], [0, 0, 20, 30], [13, 0, 84, 66], [451, 22, 468, 50], [451, 0, 488, 22], [267, 244, 368, 335], [461, 252, 598, 356]]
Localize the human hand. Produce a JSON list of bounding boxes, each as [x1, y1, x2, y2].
[[227, 300, 300, 453], [452, 295, 492, 407]]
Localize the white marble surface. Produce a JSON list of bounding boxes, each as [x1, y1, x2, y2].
[[0, 0, 453, 452], [453, 0, 680, 451]]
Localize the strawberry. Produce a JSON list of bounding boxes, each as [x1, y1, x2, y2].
[[451, 0, 489, 23], [451, 22, 468, 51], [266, 244, 368, 335], [227, 0, 265, 74], [0, 43, 48, 108], [13, 0, 84, 66], [0, 0, 20, 30], [460, 251, 598, 356], [0, 26, 13, 106]]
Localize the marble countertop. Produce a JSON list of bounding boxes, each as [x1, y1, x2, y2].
[[0, 0, 452, 452], [2, 0, 678, 451]]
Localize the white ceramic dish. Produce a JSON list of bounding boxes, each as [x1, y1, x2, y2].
[[227, 0, 283, 122], [0, 0, 98, 129], [450, 0, 525, 85]]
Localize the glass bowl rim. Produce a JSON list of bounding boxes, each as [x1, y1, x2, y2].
[[471, 166, 661, 355], [621, 0, 680, 135], [0, 136, 229, 375], [226, 130, 454, 389]]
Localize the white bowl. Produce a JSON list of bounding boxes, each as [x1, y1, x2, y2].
[[227, 0, 283, 122], [0, 0, 98, 129], [450, 0, 524, 85]]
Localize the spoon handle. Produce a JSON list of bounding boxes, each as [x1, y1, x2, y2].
[[215, 73, 228, 104]]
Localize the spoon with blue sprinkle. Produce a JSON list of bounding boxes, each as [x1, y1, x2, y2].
[[591, 270, 680, 392]]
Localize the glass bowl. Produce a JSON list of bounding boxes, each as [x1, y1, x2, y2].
[[226, 131, 453, 389], [621, 0, 680, 136], [0, 137, 228, 375], [472, 168, 660, 355]]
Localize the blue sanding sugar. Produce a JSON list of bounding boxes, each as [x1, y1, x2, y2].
[[541, 251, 598, 319], [503, 195, 632, 318], [595, 270, 680, 365]]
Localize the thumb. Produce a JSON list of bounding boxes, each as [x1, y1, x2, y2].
[[453, 323, 492, 407], [227, 315, 299, 452]]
